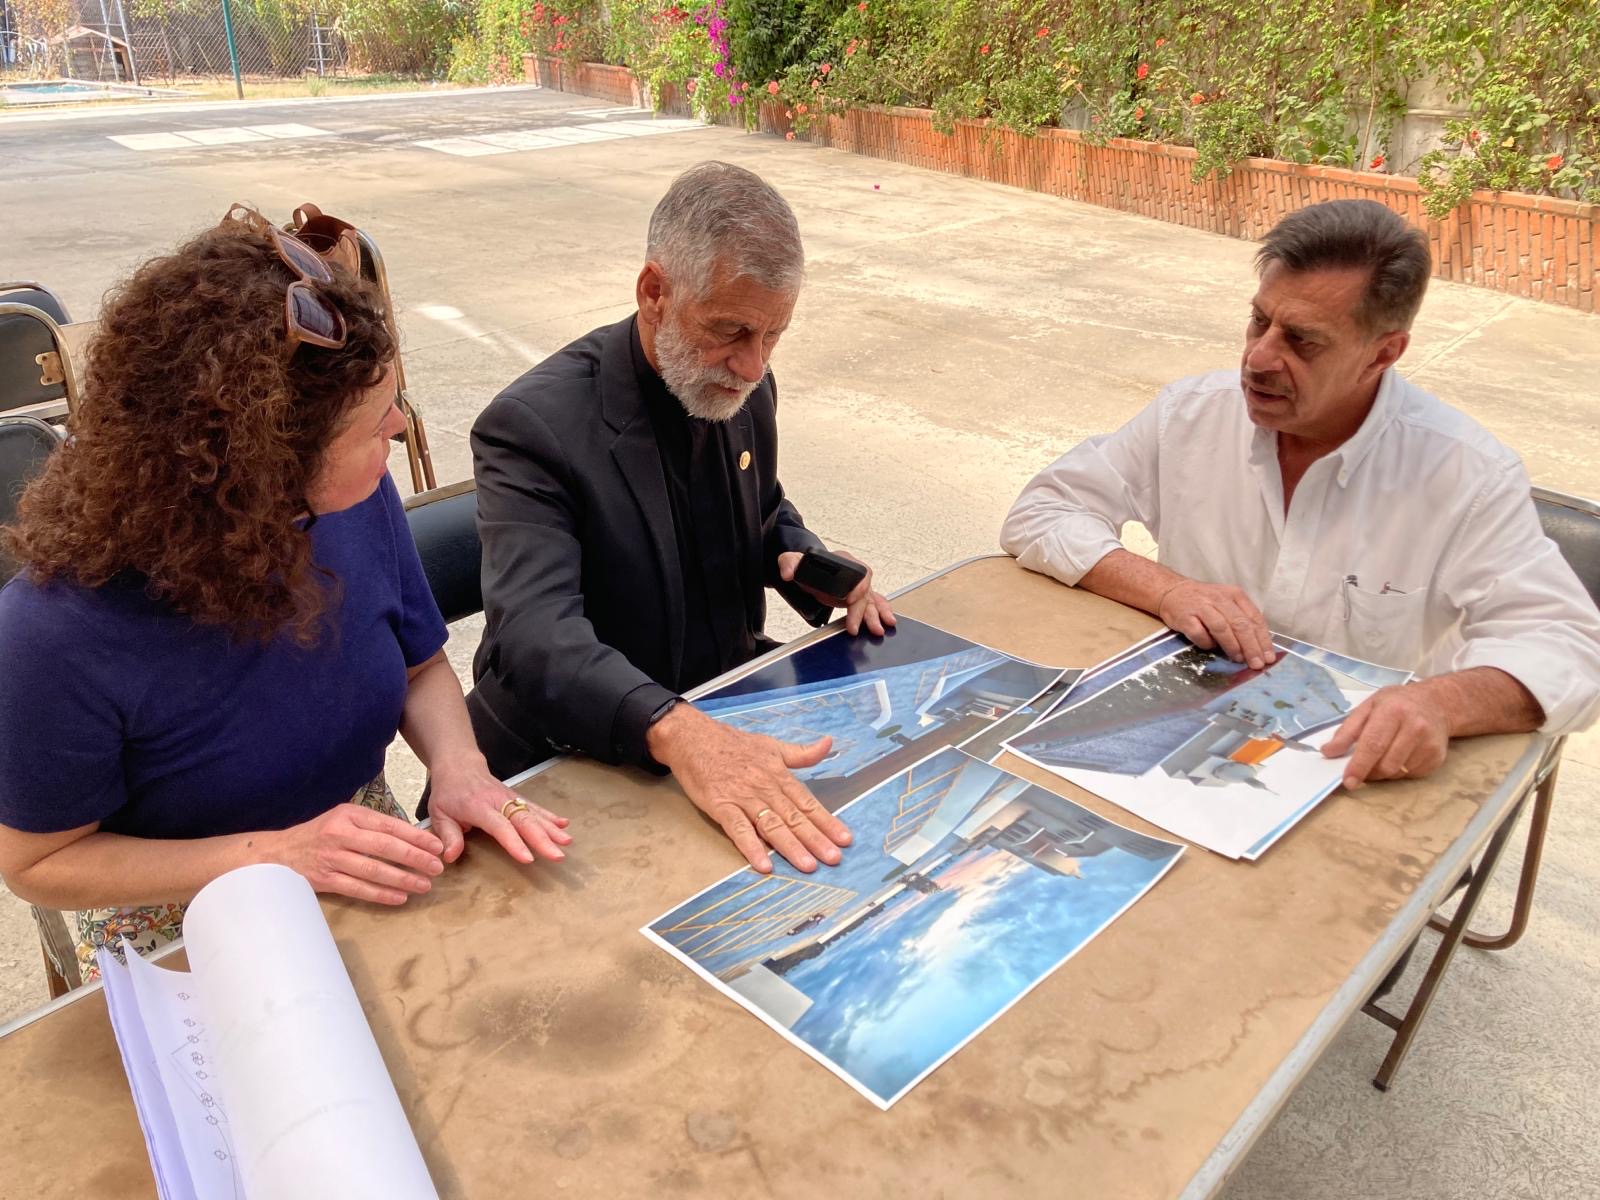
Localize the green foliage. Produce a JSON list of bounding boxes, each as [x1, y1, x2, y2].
[[334, 1, 471, 76]]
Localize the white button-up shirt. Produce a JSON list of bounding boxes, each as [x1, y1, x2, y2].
[[1000, 368, 1600, 736]]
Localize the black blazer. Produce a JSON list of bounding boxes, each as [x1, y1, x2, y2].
[[469, 316, 827, 765]]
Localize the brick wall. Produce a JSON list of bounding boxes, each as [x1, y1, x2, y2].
[[790, 105, 1596, 314], [522, 56, 644, 108], [524, 61, 1598, 314]]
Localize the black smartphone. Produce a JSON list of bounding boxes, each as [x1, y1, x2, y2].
[[794, 549, 868, 599]]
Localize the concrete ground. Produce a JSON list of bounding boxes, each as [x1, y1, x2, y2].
[[2, 86, 1598, 1197]]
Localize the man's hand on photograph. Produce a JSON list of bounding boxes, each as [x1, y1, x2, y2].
[[778, 549, 897, 637], [645, 701, 853, 874], [1156, 578, 1275, 670]]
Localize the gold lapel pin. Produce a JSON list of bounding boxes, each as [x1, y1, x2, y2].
[[738, 450, 752, 471]]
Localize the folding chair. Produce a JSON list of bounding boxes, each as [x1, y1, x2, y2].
[[403, 479, 481, 623], [1364, 484, 1600, 1089], [353, 230, 436, 494], [0, 282, 78, 423]]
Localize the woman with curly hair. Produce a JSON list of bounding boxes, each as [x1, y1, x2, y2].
[[0, 207, 570, 978]]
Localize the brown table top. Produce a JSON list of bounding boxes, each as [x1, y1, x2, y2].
[[0, 557, 1538, 1199]]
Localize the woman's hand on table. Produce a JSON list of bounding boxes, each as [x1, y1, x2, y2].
[[268, 805, 447, 906], [427, 754, 572, 866]]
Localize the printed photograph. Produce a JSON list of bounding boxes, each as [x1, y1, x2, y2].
[[643, 747, 1183, 1108], [1004, 636, 1408, 859], [957, 669, 1083, 763], [694, 617, 1063, 810]]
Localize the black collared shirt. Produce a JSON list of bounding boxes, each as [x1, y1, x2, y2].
[[614, 321, 760, 761]]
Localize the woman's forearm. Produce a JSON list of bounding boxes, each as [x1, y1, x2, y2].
[[7, 828, 271, 910], [399, 653, 487, 778]]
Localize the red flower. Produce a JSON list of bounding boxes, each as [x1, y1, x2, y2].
[[820, 62, 832, 74], [1369, 154, 1385, 170], [1547, 154, 1565, 171], [1467, 129, 1481, 144], [1136, 62, 1149, 80], [796, 102, 808, 114], [846, 39, 858, 55], [1155, 37, 1167, 47], [1036, 26, 1049, 37], [858, 1, 867, 8], [785, 131, 796, 140], [1134, 106, 1145, 119], [767, 80, 780, 94], [1190, 91, 1205, 105], [740, 81, 750, 90], [979, 43, 990, 55]]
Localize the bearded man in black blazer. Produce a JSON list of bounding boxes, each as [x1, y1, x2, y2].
[[467, 161, 895, 874]]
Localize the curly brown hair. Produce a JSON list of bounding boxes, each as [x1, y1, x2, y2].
[[2, 211, 395, 645]]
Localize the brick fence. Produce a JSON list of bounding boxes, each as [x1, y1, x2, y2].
[[525, 58, 1597, 314]]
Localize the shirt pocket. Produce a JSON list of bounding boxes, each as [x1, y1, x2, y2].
[[1342, 579, 1428, 671]]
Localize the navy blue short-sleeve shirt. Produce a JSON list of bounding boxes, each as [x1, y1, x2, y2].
[[0, 475, 448, 839]]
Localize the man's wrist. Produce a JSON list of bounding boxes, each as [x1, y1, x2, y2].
[[644, 698, 696, 766]]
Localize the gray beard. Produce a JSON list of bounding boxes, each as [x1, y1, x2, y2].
[[655, 316, 758, 422]]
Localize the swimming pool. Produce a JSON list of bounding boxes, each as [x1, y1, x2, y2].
[[0, 79, 191, 105], [7, 81, 108, 95]]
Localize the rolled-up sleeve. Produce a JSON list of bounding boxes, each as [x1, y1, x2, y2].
[[1000, 395, 1164, 585], [1442, 463, 1600, 736]]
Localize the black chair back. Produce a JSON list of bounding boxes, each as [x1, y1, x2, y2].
[[0, 291, 70, 416], [0, 415, 62, 584], [403, 482, 482, 624], [1533, 486, 1600, 611]]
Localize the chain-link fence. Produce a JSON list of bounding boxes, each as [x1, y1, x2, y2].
[[1, 0, 452, 88]]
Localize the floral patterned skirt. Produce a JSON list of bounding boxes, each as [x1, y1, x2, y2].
[[58, 776, 405, 983]]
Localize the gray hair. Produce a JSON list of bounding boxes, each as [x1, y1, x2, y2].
[[646, 161, 805, 299], [1255, 200, 1432, 334]]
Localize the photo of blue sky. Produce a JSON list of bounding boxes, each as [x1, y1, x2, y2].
[[645, 748, 1182, 1107], [693, 618, 1063, 811]]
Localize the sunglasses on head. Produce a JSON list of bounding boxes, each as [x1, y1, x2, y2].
[[223, 204, 348, 353]]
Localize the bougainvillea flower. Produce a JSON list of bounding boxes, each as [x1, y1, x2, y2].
[[1155, 37, 1166, 47], [1134, 106, 1145, 119], [712, 61, 726, 77], [1370, 154, 1385, 169], [768, 80, 780, 94], [785, 131, 796, 140], [796, 102, 808, 113], [1547, 154, 1565, 171], [820, 62, 832, 73], [810, 78, 820, 90], [980, 44, 990, 55], [858, 1, 867, 9], [1190, 91, 1204, 105], [1136, 62, 1149, 79], [1036, 26, 1049, 37], [785, 108, 793, 117], [846, 40, 857, 55]]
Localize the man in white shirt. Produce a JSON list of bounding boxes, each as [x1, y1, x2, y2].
[[1002, 199, 1600, 788]]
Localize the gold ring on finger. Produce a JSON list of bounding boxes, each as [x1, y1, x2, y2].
[[501, 796, 530, 820], [755, 807, 773, 822]]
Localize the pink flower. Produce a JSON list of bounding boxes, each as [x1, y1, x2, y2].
[[785, 131, 796, 140], [687, 79, 698, 94], [846, 39, 858, 56], [810, 78, 820, 90], [1136, 62, 1149, 80], [768, 80, 780, 94], [796, 102, 808, 114], [785, 108, 793, 117], [820, 62, 832, 74]]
